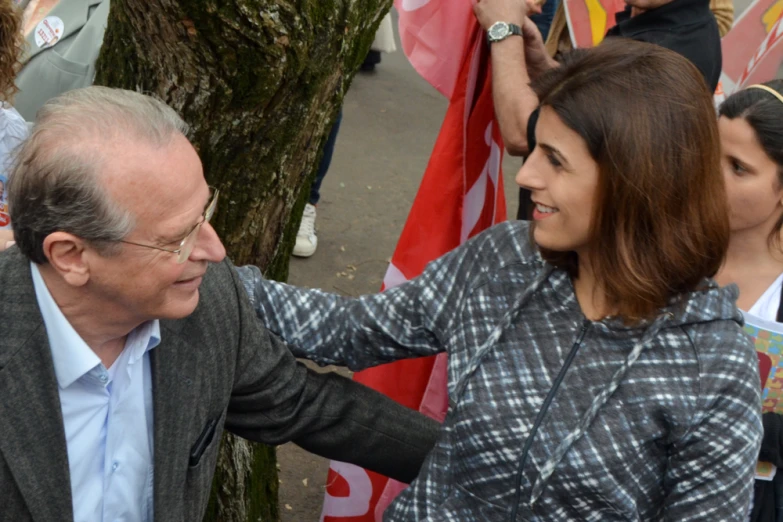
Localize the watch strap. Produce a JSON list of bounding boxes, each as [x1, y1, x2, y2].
[[487, 22, 523, 44]]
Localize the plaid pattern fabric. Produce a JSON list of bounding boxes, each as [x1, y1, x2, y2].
[[237, 221, 762, 521]]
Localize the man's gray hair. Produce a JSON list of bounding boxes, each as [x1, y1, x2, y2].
[[8, 86, 190, 264]]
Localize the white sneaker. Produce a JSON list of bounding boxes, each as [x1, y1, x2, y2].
[[293, 203, 318, 257]]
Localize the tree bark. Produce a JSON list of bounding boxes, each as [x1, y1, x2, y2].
[[94, 1, 392, 520]]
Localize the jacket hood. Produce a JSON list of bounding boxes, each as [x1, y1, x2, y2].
[[663, 281, 743, 328], [541, 262, 743, 332]]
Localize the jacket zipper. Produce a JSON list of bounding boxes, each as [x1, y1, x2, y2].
[[508, 319, 590, 522]]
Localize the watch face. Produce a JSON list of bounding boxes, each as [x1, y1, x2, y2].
[[489, 22, 509, 41]]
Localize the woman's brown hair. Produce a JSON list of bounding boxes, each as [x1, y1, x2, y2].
[[0, 0, 23, 103], [531, 39, 729, 321]]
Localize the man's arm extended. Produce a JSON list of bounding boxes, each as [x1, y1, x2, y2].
[[473, 0, 559, 155], [220, 260, 439, 483]]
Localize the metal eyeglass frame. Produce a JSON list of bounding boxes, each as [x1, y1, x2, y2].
[[119, 187, 219, 264]]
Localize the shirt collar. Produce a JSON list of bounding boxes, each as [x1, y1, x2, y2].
[[30, 262, 161, 389], [127, 319, 161, 364]]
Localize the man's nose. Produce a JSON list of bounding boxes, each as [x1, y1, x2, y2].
[[189, 222, 226, 264]]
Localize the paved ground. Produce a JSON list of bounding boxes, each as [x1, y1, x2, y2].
[[277, 1, 758, 519]]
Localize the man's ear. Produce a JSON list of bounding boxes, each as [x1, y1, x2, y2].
[[42, 232, 91, 287]]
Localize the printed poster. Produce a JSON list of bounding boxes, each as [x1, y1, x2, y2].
[[743, 312, 783, 480], [720, 0, 783, 92], [563, 0, 626, 48], [0, 175, 10, 230]]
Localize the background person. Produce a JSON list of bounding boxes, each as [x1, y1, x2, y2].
[[0, 0, 30, 250], [14, 0, 110, 121], [714, 80, 783, 522], [545, 0, 733, 61]]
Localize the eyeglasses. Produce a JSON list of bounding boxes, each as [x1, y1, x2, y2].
[[120, 187, 219, 264]]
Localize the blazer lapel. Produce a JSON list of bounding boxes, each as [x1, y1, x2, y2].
[[22, 0, 102, 63], [0, 255, 72, 522], [151, 323, 199, 521]]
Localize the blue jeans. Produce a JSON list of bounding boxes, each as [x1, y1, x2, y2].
[[530, 0, 560, 40], [309, 110, 343, 205]]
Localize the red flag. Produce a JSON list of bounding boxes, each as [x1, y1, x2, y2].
[[395, 0, 475, 97], [319, 16, 506, 522]]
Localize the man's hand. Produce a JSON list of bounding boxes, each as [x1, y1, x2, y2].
[[473, 0, 533, 31], [0, 229, 15, 252], [526, 0, 545, 15], [520, 17, 559, 79]]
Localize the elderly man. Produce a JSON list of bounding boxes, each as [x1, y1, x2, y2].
[[0, 86, 439, 522]]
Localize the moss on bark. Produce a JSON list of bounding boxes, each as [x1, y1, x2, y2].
[[94, 1, 393, 520]]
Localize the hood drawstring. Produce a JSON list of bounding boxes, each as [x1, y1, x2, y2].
[[452, 265, 554, 403], [529, 312, 674, 505]]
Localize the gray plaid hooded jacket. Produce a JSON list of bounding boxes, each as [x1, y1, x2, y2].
[[237, 221, 762, 521]]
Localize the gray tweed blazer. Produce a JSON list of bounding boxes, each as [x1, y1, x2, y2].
[[0, 249, 439, 521]]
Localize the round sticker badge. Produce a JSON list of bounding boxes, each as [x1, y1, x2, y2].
[[34, 16, 64, 49]]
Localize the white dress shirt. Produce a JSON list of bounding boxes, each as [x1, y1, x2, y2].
[[749, 272, 783, 321], [31, 263, 161, 522]]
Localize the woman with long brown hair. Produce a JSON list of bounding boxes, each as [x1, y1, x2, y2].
[[239, 39, 762, 520]]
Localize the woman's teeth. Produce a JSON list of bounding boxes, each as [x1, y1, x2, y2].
[[536, 203, 557, 213]]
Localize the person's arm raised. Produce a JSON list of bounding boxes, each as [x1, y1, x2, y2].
[[474, 0, 558, 156]]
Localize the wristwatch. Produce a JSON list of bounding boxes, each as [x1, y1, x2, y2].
[[487, 22, 522, 44]]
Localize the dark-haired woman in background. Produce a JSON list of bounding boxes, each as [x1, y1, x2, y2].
[[239, 39, 762, 520], [715, 80, 783, 522], [0, 0, 29, 251]]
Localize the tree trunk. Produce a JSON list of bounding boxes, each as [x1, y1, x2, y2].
[[94, 1, 392, 520]]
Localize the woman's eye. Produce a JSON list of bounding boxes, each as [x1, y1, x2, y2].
[[732, 159, 747, 175], [546, 153, 562, 169]]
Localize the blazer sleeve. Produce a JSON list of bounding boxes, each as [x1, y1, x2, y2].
[[223, 260, 440, 484]]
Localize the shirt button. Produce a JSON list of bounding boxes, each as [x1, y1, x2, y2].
[[99, 374, 109, 384], [112, 461, 119, 472]]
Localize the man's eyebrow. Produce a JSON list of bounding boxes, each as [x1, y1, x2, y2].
[[154, 189, 212, 245], [154, 226, 191, 246]]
